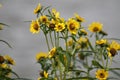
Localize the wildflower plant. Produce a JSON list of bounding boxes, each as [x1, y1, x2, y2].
[[30, 3, 120, 80]]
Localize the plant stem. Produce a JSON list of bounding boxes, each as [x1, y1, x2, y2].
[[45, 34, 50, 51], [49, 31, 54, 47]]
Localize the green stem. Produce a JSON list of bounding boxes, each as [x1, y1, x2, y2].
[[54, 31, 57, 47], [57, 32, 59, 48], [49, 31, 54, 47], [45, 34, 50, 51]]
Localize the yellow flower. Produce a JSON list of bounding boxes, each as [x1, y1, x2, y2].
[[96, 69, 108, 80], [88, 22, 103, 32], [30, 20, 40, 34], [96, 39, 107, 45], [67, 18, 80, 34], [74, 13, 85, 22], [4, 55, 15, 65], [36, 52, 48, 61], [37, 77, 41, 80], [44, 71, 48, 78], [34, 3, 41, 14], [49, 47, 56, 58], [80, 29, 87, 35], [54, 23, 65, 32], [48, 19, 56, 29], [39, 15, 49, 24], [107, 41, 120, 57], [0, 63, 9, 69], [66, 38, 74, 47], [77, 37, 88, 48], [52, 8, 60, 18]]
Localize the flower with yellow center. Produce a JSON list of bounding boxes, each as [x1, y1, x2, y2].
[[36, 52, 48, 61], [4, 55, 15, 65], [30, 20, 40, 34], [96, 39, 107, 45], [34, 3, 41, 14], [48, 47, 56, 58], [67, 18, 80, 34], [39, 15, 49, 24], [52, 8, 60, 18], [88, 22, 103, 32], [107, 41, 120, 57], [74, 13, 85, 22], [44, 71, 48, 78], [54, 23, 65, 32], [96, 69, 108, 80]]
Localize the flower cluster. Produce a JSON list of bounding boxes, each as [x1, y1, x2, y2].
[[0, 23, 18, 80], [30, 3, 120, 80]]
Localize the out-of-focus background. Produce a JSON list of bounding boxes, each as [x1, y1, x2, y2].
[[0, 0, 120, 80]]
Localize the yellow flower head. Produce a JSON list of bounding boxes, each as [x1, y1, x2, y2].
[[66, 38, 74, 47], [74, 13, 85, 22], [49, 47, 56, 58], [30, 20, 40, 34], [4, 55, 15, 65], [37, 77, 41, 80], [107, 41, 120, 57], [80, 29, 88, 35], [34, 3, 41, 14], [54, 23, 65, 32], [44, 71, 48, 78], [0, 63, 9, 69], [52, 8, 60, 18], [40, 15, 49, 24], [36, 52, 48, 61], [96, 39, 107, 45], [77, 37, 88, 48], [96, 69, 108, 80], [48, 19, 56, 29], [88, 22, 103, 32], [67, 18, 80, 34]]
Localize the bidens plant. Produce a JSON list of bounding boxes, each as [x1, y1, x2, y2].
[[30, 3, 120, 80]]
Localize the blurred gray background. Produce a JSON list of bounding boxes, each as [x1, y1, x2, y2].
[[0, 0, 120, 80]]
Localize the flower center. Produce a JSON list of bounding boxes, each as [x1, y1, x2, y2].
[[93, 27, 99, 32], [110, 48, 117, 57], [34, 24, 39, 31], [42, 18, 47, 23], [49, 23, 55, 29], [69, 23, 75, 30], [99, 73, 105, 78]]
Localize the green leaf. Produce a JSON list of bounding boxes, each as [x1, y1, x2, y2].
[[0, 23, 10, 27], [42, 6, 51, 14], [109, 68, 120, 70], [13, 78, 32, 80], [92, 60, 103, 68], [110, 70, 120, 78], [0, 40, 12, 48], [66, 77, 95, 80]]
